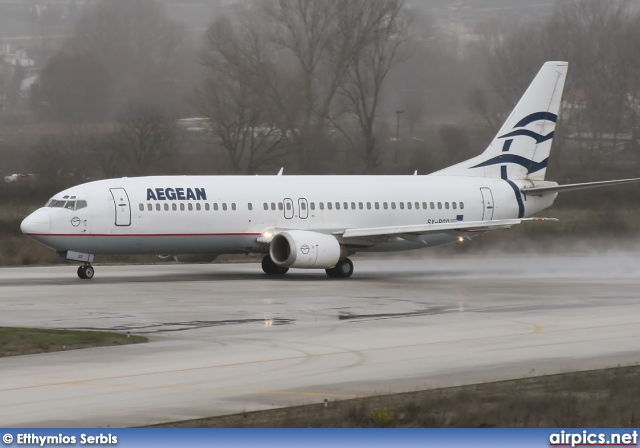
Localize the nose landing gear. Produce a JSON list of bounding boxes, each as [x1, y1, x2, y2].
[[77, 263, 95, 280]]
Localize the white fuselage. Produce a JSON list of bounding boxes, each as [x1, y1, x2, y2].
[[21, 175, 556, 257]]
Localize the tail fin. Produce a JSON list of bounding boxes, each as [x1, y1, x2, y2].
[[433, 61, 568, 180]]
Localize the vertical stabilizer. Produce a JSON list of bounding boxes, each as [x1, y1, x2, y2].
[[433, 61, 568, 180]]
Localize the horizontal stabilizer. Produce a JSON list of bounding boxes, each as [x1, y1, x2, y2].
[[521, 178, 640, 195], [338, 217, 557, 239]]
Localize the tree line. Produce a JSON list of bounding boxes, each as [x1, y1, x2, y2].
[[22, 0, 640, 180]]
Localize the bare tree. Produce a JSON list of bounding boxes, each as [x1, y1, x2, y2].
[[335, 0, 409, 172], [32, 52, 112, 122], [64, 0, 188, 115], [29, 123, 101, 180], [261, 0, 355, 171], [197, 13, 287, 174], [111, 104, 181, 176], [484, 0, 637, 172]]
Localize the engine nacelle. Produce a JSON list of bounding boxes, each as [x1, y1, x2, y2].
[[269, 230, 342, 269]]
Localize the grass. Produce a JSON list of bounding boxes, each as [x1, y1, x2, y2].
[[151, 365, 640, 428], [0, 327, 147, 358]]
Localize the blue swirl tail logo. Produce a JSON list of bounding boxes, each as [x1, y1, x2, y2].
[[470, 111, 557, 174]]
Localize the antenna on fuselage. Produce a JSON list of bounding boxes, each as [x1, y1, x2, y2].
[[413, 170, 418, 175], [277, 167, 283, 176]]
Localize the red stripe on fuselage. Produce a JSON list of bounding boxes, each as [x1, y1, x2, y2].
[[24, 233, 262, 237]]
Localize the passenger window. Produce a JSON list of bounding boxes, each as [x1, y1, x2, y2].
[[399, 202, 404, 210], [445, 202, 449, 209], [278, 203, 283, 211], [156, 203, 161, 211], [343, 202, 348, 209], [232, 203, 236, 211], [437, 202, 442, 209], [430, 202, 435, 209], [285, 202, 291, 211], [205, 203, 210, 211], [180, 203, 185, 211], [422, 202, 427, 209], [375, 202, 380, 210], [213, 203, 219, 211], [76, 200, 88, 210], [164, 203, 169, 211], [366, 202, 371, 210], [383, 202, 388, 210], [271, 203, 276, 210], [147, 204, 152, 211], [460, 202, 464, 210], [336, 202, 340, 210], [319, 202, 324, 210], [222, 203, 228, 211], [188, 203, 193, 211], [391, 202, 396, 210], [139, 204, 144, 212], [407, 202, 412, 210], [310, 202, 315, 210], [248, 203, 252, 211], [327, 202, 332, 210], [415, 202, 420, 209], [359, 202, 364, 210], [172, 203, 177, 211], [196, 203, 201, 211], [300, 202, 306, 211], [452, 202, 457, 210], [263, 203, 268, 210], [351, 202, 356, 209]]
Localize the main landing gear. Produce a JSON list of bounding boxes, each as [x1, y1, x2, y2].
[[77, 263, 94, 280], [261, 255, 289, 275], [326, 258, 353, 278], [260, 255, 354, 278]]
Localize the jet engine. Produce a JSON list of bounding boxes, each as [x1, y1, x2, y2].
[[269, 230, 343, 268]]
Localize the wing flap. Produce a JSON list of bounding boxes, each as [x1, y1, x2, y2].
[[338, 218, 556, 239]]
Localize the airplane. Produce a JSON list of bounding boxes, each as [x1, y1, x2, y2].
[[20, 61, 640, 280]]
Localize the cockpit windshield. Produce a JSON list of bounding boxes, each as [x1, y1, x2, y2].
[[45, 198, 88, 211]]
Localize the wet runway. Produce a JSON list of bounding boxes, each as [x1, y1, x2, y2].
[[1, 253, 639, 427]]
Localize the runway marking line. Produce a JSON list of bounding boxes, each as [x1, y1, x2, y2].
[[505, 319, 544, 334], [1, 320, 639, 394]]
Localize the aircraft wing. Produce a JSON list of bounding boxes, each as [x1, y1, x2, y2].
[[521, 177, 640, 195], [336, 217, 556, 240]]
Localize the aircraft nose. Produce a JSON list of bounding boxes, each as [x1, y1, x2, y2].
[[21, 208, 51, 235]]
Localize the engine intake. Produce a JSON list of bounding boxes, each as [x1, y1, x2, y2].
[[269, 230, 342, 269]]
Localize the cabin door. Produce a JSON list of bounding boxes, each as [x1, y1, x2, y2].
[[480, 187, 495, 221], [110, 188, 131, 226]]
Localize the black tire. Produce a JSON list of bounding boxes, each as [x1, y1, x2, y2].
[[326, 258, 354, 278], [261, 255, 289, 275], [78, 265, 94, 280]]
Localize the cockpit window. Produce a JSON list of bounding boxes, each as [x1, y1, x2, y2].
[[46, 199, 88, 210]]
